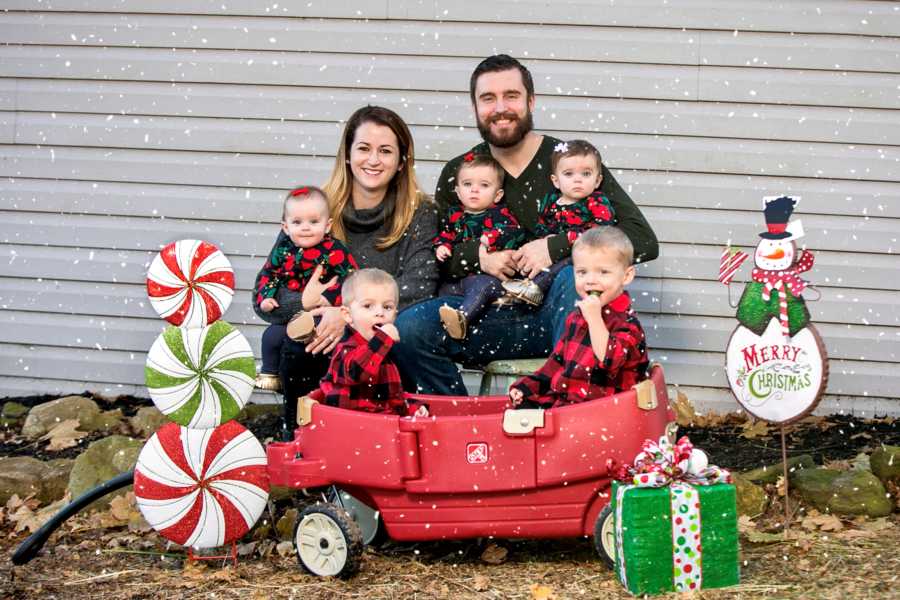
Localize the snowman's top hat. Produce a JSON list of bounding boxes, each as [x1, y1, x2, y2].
[[759, 196, 797, 239]]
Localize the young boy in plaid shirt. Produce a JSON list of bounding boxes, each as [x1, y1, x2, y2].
[[319, 268, 427, 416], [509, 226, 649, 408]]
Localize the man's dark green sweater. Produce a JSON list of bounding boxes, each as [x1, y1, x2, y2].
[[434, 135, 659, 279]]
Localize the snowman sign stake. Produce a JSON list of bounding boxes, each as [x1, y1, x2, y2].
[[719, 196, 829, 529]]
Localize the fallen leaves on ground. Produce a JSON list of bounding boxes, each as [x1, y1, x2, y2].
[[740, 419, 770, 439], [480, 542, 508, 564], [40, 419, 88, 451], [801, 512, 843, 532], [529, 583, 557, 600]]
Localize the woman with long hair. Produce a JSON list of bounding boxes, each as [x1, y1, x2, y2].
[[253, 106, 439, 437]]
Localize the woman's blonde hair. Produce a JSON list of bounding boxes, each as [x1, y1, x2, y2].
[[323, 106, 425, 250]]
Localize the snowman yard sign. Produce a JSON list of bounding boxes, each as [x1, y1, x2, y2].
[[719, 196, 829, 425]]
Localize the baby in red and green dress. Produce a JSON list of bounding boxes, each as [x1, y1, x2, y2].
[[253, 186, 357, 391], [503, 139, 617, 304], [432, 153, 527, 339]]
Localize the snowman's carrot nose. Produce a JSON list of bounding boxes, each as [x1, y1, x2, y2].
[[761, 248, 785, 260]]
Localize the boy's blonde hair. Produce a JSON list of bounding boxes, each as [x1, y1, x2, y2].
[[572, 226, 634, 267], [341, 268, 399, 304]]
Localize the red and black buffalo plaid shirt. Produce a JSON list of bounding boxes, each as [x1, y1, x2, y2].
[[511, 292, 648, 407], [319, 327, 409, 415]]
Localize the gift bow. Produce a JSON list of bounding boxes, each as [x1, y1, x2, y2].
[[614, 436, 731, 594], [619, 435, 732, 488]]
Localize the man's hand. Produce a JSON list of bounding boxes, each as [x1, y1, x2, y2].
[[378, 323, 401, 342], [509, 387, 524, 406], [302, 265, 338, 310], [259, 297, 279, 313], [513, 238, 552, 278], [478, 246, 517, 280], [435, 246, 452, 262], [305, 306, 345, 355], [576, 294, 607, 326]]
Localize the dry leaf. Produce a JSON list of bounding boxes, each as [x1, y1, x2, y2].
[[472, 574, 490, 591], [738, 515, 757, 534], [109, 492, 140, 522], [775, 476, 787, 497], [858, 517, 893, 532], [740, 419, 770, 439], [480, 542, 508, 564], [529, 583, 557, 600], [41, 419, 89, 451], [835, 529, 876, 540], [801, 513, 843, 532], [673, 391, 697, 427]]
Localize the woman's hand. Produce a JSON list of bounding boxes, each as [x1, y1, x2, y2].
[[305, 306, 346, 355], [513, 238, 552, 278], [259, 298, 279, 313]]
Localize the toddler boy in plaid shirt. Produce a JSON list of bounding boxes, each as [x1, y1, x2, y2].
[[320, 268, 427, 416], [509, 226, 649, 408]]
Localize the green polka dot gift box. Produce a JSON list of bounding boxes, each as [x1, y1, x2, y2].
[[611, 480, 739, 596]]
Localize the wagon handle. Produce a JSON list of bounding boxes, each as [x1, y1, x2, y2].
[[297, 395, 319, 426]]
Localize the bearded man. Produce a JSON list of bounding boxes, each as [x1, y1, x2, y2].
[[395, 54, 659, 395]]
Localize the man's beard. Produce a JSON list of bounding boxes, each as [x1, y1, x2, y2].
[[476, 109, 534, 148]]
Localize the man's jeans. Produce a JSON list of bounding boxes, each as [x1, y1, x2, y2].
[[394, 266, 578, 395]]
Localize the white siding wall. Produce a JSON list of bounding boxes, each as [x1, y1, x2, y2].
[[1, 1, 898, 414]]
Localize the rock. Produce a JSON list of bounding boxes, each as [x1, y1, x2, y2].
[[793, 468, 892, 517], [793, 468, 842, 511], [67, 435, 143, 509], [275, 508, 298, 541], [0, 456, 74, 504], [1, 402, 29, 426], [829, 470, 893, 517], [733, 473, 769, 517], [742, 454, 815, 484], [21, 396, 123, 440], [870, 446, 900, 483], [129, 406, 169, 438]]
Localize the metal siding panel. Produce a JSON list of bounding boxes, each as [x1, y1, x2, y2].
[[659, 279, 899, 328], [9, 79, 898, 146], [6, 14, 898, 73], [647, 207, 898, 255], [12, 113, 900, 181], [0, 13, 701, 65], [1, 1, 389, 18]]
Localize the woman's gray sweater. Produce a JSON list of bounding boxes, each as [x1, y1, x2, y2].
[[253, 193, 439, 325]]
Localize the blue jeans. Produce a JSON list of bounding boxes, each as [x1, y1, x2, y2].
[[394, 265, 578, 395]]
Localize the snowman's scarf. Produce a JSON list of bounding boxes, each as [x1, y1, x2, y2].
[[750, 250, 814, 338]]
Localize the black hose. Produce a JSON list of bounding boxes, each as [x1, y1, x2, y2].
[[11, 470, 135, 565]]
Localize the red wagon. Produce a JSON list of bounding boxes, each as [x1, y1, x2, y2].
[[267, 364, 673, 577]]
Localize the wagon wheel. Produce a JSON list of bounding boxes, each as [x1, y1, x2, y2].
[[295, 503, 363, 578], [592, 504, 615, 569]]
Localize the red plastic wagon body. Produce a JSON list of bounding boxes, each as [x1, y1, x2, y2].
[[267, 365, 672, 544]]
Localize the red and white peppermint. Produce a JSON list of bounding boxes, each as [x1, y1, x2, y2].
[[134, 421, 269, 549], [147, 239, 235, 328]]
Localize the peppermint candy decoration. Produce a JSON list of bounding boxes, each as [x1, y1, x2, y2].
[[134, 421, 269, 549], [147, 239, 235, 328], [145, 321, 255, 429]]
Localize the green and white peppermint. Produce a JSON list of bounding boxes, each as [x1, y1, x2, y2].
[[145, 321, 256, 429]]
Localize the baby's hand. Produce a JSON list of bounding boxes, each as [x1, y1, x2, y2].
[[576, 294, 606, 325], [302, 264, 338, 309], [259, 298, 279, 313], [378, 323, 401, 341], [435, 246, 452, 262], [509, 387, 524, 406]]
